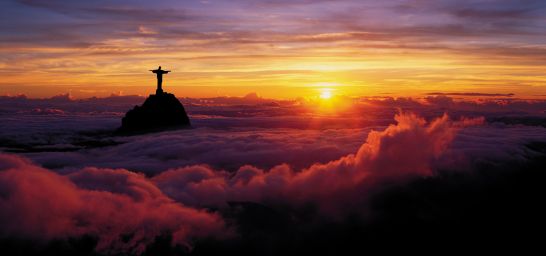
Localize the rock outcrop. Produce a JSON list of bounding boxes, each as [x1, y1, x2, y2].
[[117, 92, 191, 134]]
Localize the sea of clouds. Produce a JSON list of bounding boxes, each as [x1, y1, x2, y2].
[[1, 93, 546, 254]]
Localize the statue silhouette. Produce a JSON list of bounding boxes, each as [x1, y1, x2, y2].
[[118, 66, 190, 134], [150, 66, 170, 94]]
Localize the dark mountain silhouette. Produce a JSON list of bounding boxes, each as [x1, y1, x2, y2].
[[116, 66, 191, 134]]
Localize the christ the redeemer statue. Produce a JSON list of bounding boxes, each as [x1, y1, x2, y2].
[[150, 66, 170, 94]]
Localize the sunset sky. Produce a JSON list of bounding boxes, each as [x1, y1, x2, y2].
[[1, 0, 546, 98], [2, 1, 546, 255]]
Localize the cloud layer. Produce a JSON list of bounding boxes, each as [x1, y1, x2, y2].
[[152, 113, 483, 215], [0, 155, 227, 255], [0, 101, 546, 254], [2, 93, 545, 173], [0, 112, 488, 254], [1, 94, 546, 253]]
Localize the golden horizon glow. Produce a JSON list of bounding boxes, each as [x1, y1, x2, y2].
[[1, 1, 545, 99], [2, 51, 545, 99]]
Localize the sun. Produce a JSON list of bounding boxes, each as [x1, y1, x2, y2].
[[320, 89, 332, 99]]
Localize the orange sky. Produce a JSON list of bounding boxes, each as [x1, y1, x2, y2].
[[1, 0, 545, 99]]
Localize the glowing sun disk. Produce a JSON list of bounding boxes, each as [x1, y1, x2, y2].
[[320, 89, 332, 99]]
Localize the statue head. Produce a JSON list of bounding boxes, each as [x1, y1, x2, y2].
[[158, 66, 162, 70]]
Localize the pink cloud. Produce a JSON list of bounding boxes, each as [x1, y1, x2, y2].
[[153, 112, 484, 215], [0, 112, 485, 253], [0, 155, 228, 255]]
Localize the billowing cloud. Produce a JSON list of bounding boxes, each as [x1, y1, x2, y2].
[[152, 112, 483, 215], [0, 154, 227, 255], [0, 112, 482, 252], [3, 108, 546, 254], [1, 94, 545, 173]]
